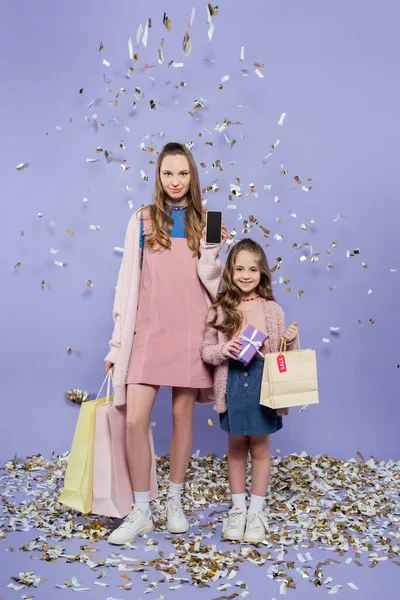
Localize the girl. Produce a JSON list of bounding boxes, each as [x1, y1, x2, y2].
[[201, 238, 298, 543], [105, 142, 227, 544]]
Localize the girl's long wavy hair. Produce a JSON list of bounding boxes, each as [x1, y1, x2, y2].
[[143, 142, 205, 255], [206, 238, 276, 336]]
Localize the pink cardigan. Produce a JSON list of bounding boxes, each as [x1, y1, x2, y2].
[[105, 208, 223, 406], [200, 301, 295, 413]]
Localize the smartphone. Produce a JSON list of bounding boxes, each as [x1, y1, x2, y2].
[[205, 210, 223, 244]]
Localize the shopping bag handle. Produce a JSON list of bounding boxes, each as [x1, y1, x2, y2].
[[95, 372, 113, 403], [280, 333, 301, 353]]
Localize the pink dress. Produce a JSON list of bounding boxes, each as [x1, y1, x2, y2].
[[126, 232, 213, 388]]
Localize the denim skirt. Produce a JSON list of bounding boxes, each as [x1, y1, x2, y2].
[[219, 356, 283, 436]]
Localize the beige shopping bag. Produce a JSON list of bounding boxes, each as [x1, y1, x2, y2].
[[260, 336, 319, 409]]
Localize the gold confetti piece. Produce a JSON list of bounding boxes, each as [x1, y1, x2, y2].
[[66, 228, 74, 237], [254, 62, 264, 68], [99, 41, 103, 53], [356, 451, 365, 461], [297, 290, 304, 299], [67, 348, 73, 354], [84, 280, 93, 288], [362, 262, 368, 268], [183, 32, 192, 56], [369, 318, 376, 325], [163, 12, 172, 31], [208, 419, 216, 427], [14, 262, 22, 269], [121, 163, 130, 171]]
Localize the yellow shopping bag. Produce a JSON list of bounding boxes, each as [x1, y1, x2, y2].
[[59, 374, 113, 514]]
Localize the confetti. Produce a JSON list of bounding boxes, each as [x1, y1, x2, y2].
[[49, 248, 59, 254], [16, 162, 27, 171], [102, 59, 110, 67], [163, 12, 172, 31], [14, 262, 22, 269], [127, 37, 134, 59], [208, 419, 216, 427], [54, 261, 64, 267], [277, 112, 287, 126], [98, 41, 103, 53], [183, 32, 192, 56], [255, 68, 264, 78], [142, 19, 150, 47]]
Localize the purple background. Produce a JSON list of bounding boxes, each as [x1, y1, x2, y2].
[[1, 0, 399, 464]]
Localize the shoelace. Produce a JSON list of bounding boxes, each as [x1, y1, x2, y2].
[[168, 499, 184, 515], [120, 509, 141, 529], [227, 508, 246, 529], [247, 511, 267, 531]]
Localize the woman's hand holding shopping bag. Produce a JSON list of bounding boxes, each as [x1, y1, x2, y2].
[[105, 360, 114, 375], [282, 321, 299, 344]]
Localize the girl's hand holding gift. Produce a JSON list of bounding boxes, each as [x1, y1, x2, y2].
[[221, 338, 243, 359], [283, 321, 299, 344]]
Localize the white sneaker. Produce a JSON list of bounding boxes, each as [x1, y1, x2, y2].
[[166, 497, 189, 534], [243, 511, 268, 543], [107, 508, 153, 545], [222, 507, 247, 541]]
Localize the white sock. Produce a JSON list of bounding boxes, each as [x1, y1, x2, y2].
[[231, 493, 247, 512], [168, 480, 183, 501], [248, 494, 265, 514], [134, 490, 151, 517]]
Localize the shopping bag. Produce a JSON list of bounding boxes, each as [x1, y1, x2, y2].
[[260, 336, 319, 409], [92, 376, 158, 518], [59, 374, 110, 514]]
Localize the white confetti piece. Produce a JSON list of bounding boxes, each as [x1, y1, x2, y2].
[[301, 185, 311, 192], [127, 37, 133, 59], [102, 59, 110, 67], [189, 6, 196, 26], [83, 197, 89, 203], [264, 184, 272, 190], [86, 158, 99, 163], [272, 138, 280, 148], [296, 552, 306, 563], [94, 581, 109, 587], [227, 570, 237, 580], [255, 68, 264, 78], [142, 20, 149, 47], [347, 583, 359, 590], [279, 581, 287, 595], [136, 23, 143, 47], [274, 195, 279, 203], [390, 268, 397, 272], [330, 327, 340, 332], [56, 125, 62, 131], [49, 248, 59, 254], [53, 260, 64, 267], [367, 288, 372, 295], [114, 247, 124, 254], [8, 583, 26, 591], [345, 557, 353, 564], [208, 20, 215, 41], [274, 233, 283, 241], [240, 46, 245, 60], [334, 213, 348, 222], [16, 162, 26, 171], [128, 200, 133, 210], [328, 585, 342, 595], [322, 338, 330, 343], [89, 225, 101, 231], [278, 112, 287, 126], [172, 62, 184, 67], [221, 75, 230, 82], [227, 204, 237, 209]]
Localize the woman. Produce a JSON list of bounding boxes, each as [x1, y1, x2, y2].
[[105, 142, 227, 544]]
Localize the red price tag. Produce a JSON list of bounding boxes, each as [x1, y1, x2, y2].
[[277, 354, 287, 373]]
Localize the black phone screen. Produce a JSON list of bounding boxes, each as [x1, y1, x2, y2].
[[206, 211, 222, 244]]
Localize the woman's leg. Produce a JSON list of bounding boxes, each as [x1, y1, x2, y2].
[[169, 387, 197, 484], [126, 383, 159, 493], [248, 434, 271, 497], [228, 434, 249, 494]]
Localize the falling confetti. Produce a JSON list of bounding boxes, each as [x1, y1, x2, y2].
[[163, 12, 172, 31]]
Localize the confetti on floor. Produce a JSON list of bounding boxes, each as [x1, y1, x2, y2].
[[1, 451, 399, 598]]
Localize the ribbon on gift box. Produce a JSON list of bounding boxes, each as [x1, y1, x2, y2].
[[237, 329, 266, 361]]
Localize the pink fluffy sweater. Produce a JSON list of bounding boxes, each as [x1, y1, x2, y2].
[[201, 301, 295, 413], [105, 208, 223, 406]]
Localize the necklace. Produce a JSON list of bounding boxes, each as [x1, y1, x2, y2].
[[241, 295, 259, 302], [168, 204, 187, 211]]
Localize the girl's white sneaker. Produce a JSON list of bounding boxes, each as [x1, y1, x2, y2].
[[243, 511, 268, 543], [108, 507, 153, 545], [166, 498, 189, 533], [222, 506, 247, 541]]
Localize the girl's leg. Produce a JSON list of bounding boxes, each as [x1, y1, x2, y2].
[[126, 383, 159, 497], [169, 387, 197, 485], [228, 434, 249, 495], [248, 434, 271, 510]]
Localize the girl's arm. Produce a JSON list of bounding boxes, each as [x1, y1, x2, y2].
[[277, 305, 296, 351], [197, 239, 225, 303], [200, 311, 227, 366]]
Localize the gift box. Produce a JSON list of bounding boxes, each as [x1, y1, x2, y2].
[[231, 324, 268, 366]]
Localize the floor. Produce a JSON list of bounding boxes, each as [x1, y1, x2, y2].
[[1, 451, 399, 599]]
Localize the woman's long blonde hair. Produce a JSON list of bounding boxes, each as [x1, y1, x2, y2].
[[206, 238, 276, 336], [143, 142, 205, 255]]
